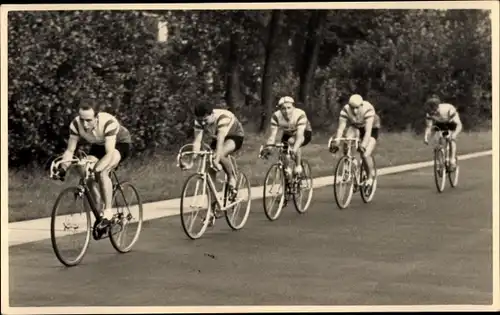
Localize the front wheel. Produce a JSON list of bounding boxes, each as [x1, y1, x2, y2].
[[263, 164, 286, 221], [433, 147, 446, 193], [333, 156, 355, 209], [50, 186, 92, 267], [293, 160, 313, 214], [180, 173, 211, 240], [109, 182, 143, 253], [225, 171, 252, 230]]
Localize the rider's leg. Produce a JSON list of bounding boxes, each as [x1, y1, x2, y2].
[[449, 123, 459, 168], [282, 134, 293, 177], [362, 137, 377, 185], [291, 130, 311, 175], [95, 149, 121, 220], [219, 138, 239, 188]]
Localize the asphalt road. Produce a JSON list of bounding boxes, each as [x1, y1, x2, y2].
[[8, 155, 493, 307]]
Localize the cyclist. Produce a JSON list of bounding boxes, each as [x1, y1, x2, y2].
[[329, 94, 381, 188], [261, 96, 312, 178], [54, 98, 133, 229], [423, 96, 463, 170], [191, 103, 245, 198]]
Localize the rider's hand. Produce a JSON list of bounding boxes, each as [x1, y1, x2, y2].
[[423, 137, 429, 145], [213, 155, 222, 171], [357, 145, 366, 154], [329, 142, 339, 154], [54, 165, 66, 181]]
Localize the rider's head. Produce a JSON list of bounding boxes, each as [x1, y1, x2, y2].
[[194, 102, 215, 125], [348, 94, 363, 114], [425, 95, 441, 113], [78, 98, 99, 132], [277, 96, 295, 117]]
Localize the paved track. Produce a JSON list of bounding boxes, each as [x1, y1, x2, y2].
[[9, 156, 492, 307]]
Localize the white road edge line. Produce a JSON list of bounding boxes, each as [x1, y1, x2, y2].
[[8, 150, 492, 246]]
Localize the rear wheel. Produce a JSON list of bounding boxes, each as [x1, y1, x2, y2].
[[447, 142, 460, 188], [333, 156, 355, 209], [225, 171, 252, 230], [360, 157, 377, 203], [293, 160, 313, 214], [109, 182, 143, 253]]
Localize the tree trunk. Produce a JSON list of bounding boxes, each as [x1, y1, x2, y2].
[[298, 11, 327, 109], [259, 10, 283, 133], [225, 32, 242, 112]]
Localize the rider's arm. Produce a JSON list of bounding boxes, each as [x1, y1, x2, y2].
[[424, 115, 434, 142], [192, 128, 203, 153], [61, 135, 79, 169], [267, 113, 280, 145], [334, 117, 347, 140]]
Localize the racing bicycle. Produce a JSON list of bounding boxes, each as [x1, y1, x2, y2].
[[329, 137, 377, 209], [49, 151, 143, 267], [259, 143, 313, 221], [176, 143, 251, 240], [429, 126, 459, 193]]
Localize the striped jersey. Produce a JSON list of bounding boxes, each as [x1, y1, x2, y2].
[[194, 108, 244, 139], [340, 101, 381, 129], [69, 112, 132, 145], [271, 107, 312, 135], [425, 103, 459, 124]]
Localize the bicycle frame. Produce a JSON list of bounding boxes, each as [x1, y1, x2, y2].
[[431, 127, 453, 167], [330, 137, 363, 187], [177, 148, 242, 212], [50, 155, 122, 222]]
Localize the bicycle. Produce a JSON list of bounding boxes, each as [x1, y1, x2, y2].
[[176, 143, 252, 240], [49, 151, 143, 267], [258, 143, 313, 221], [429, 126, 459, 193], [328, 137, 378, 209]]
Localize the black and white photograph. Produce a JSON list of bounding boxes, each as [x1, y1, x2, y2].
[[2, 1, 498, 313]]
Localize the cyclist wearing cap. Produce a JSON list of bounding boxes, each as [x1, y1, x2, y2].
[[191, 102, 245, 194], [423, 96, 462, 170], [329, 94, 381, 188], [55, 98, 133, 229], [262, 96, 312, 178]]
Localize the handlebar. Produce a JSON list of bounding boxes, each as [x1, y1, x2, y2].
[[49, 154, 97, 181], [258, 143, 294, 160], [327, 137, 360, 149], [176, 143, 222, 171]]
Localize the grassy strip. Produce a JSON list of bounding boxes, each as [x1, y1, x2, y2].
[[8, 130, 492, 223]]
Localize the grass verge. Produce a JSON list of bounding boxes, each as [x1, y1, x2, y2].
[[8, 130, 492, 223]]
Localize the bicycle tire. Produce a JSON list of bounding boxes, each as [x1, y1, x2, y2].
[[447, 142, 460, 188], [180, 173, 211, 239], [109, 182, 143, 253], [263, 163, 286, 221], [50, 186, 92, 267], [293, 160, 313, 214], [360, 156, 378, 203], [434, 147, 446, 193], [333, 155, 355, 209], [225, 171, 252, 230]]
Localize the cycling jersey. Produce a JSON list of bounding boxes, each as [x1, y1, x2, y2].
[[425, 103, 459, 124], [69, 112, 132, 145], [194, 108, 245, 139], [271, 108, 312, 135], [340, 101, 381, 129]]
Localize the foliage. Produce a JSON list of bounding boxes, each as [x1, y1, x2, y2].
[[8, 9, 492, 167]]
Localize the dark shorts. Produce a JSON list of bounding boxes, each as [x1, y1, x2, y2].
[[359, 127, 379, 140], [210, 135, 244, 153], [89, 142, 131, 161], [434, 122, 457, 133], [281, 130, 312, 147]]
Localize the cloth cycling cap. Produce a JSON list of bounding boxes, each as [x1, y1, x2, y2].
[[348, 94, 363, 107], [278, 96, 295, 107]]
